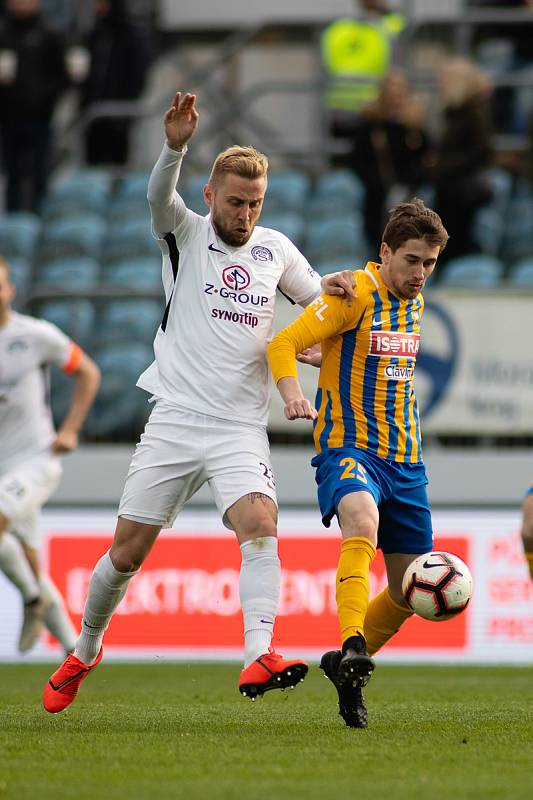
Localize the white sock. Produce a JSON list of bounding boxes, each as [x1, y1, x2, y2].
[[0, 532, 40, 602], [39, 574, 77, 653], [240, 536, 280, 667], [74, 551, 138, 665]]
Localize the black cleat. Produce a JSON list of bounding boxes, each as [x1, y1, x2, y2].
[[338, 634, 375, 688], [320, 636, 374, 729]]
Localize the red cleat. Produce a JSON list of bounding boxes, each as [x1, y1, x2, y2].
[[43, 648, 103, 713], [239, 650, 308, 700]]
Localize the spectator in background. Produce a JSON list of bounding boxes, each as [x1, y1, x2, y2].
[[320, 1, 406, 163], [432, 57, 494, 263], [348, 69, 430, 252], [81, 0, 155, 166], [0, 0, 69, 212]]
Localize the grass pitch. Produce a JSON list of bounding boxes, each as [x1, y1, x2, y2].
[[1, 662, 532, 800]]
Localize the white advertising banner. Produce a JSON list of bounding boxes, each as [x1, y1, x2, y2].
[[0, 509, 531, 664], [268, 291, 533, 435]]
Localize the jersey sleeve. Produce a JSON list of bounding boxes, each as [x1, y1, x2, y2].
[[147, 144, 204, 249], [277, 236, 322, 307], [268, 291, 363, 384], [35, 319, 79, 372]]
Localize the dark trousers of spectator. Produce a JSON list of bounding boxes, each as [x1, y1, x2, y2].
[[0, 118, 52, 212], [434, 186, 481, 263], [84, 118, 131, 166]]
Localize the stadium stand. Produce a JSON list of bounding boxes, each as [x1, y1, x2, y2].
[[39, 215, 106, 263], [0, 212, 41, 261], [507, 257, 533, 287], [36, 257, 100, 291], [438, 253, 505, 288]]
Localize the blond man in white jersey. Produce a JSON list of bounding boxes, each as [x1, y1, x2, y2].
[[44, 91, 356, 712], [0, 258, 100, 654]]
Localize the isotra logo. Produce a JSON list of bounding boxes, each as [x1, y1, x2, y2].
[[222, 265, 250, 291]]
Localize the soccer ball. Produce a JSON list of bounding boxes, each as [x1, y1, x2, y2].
[[401, 552, 473, 621]]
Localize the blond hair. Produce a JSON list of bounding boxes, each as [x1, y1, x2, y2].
[[440, 57, 492, 106], [209, 145, 268, 187]]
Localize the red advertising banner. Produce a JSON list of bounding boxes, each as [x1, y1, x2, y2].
[[48, 531, 468, 654]]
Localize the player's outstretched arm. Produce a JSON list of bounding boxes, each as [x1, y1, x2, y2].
[[164, 91, 199, 151], [277, 377, 317, 421], [51, 352, 100, 453]]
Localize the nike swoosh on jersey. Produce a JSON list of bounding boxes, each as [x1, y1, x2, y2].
[[339, 575, 359, 582], [208, 243, 226, 254], [372, 317, 384, 326]]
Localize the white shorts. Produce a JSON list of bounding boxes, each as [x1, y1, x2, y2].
[[0, 454, 63, 549], [118, 400, 277, 529]]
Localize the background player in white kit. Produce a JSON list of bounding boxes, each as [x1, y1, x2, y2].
[[0, 257, 100, 654], [44, 91, 356, 712]]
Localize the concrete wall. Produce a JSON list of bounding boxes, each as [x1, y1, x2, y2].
[[52, 445, 531, 508]]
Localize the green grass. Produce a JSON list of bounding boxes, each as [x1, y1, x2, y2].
[[1, 663, 532, 800]]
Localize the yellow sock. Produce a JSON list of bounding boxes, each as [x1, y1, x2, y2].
[[336, 537, 376, 644], [364, 587, 413, 656], [525, 552, 533, 580]]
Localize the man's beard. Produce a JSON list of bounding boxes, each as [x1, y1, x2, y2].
[[212, 214, 253, 247]]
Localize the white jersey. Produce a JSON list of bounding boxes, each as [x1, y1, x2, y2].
[[0, 311, 74, 473], [138, 144, 321, 427]]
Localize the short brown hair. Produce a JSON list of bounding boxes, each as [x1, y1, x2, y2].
[[382, 198, 449, 252], [209, 145, 268, 187]]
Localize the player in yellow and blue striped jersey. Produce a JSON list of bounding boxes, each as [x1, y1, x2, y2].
[[268, 199, 449, 728]]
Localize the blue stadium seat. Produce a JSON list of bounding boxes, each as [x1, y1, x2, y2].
[[472, 206, 505, 256], [107, 195, 148, 225], [34, 298, 96, 348], [46, 170, 111, 217], [262, 172, 309, 215], [259, 212, 306, 246], [36, 257, 100, 290], [305, 214, 366, 263], [98, 298, 162, 343], [115, 171, 151, 200], [86, 343, 153, 438], [439, 254, 504, 288], [181, 173, 210, 215], [0, 212, 41, 260], [103, 257, 161, 290], [312, 257, 365, 277], [104, 219, 159, 262], [309, 170, 365, 218], [507, 258, 533, 287], [40, 215, 106, 262], [484, 167, 513, 213], [8, 257, 32, 311], [502, 187, 533, 263]]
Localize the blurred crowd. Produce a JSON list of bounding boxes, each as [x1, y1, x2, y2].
[[0, 0, 156, 211], [0, 0, 532, 267]]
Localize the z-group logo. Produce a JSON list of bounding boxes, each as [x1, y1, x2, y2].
[[204, 264, 269, 306], [369, 331, 420, 359]]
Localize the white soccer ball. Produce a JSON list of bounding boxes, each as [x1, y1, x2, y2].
[[402, 551, 473, 621]]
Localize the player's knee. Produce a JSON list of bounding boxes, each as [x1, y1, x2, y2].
[[240, 516, 277, 542], [110, 544, 146, 573]]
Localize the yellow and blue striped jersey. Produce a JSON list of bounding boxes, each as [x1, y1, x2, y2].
[[268, 262, 424, 463]]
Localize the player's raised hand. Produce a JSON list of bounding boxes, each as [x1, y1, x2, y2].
[[165, 91, 199, 150], [321, 270, 357, 306], [296, 343, 322, 368], [284, 398, 318, 421]]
